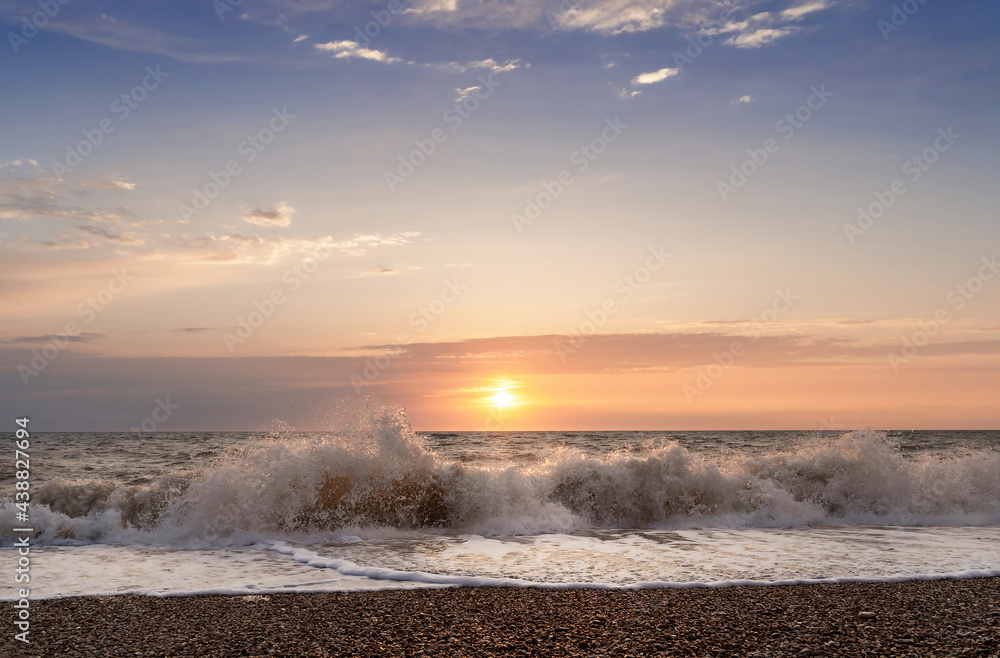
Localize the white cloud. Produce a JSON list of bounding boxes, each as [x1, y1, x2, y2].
[[631, 67, 678, 85], [157, 232, 411, 265], [396, 0, 836, 44], [454, 86, 480, 102], [178, 231, 421, 265], [398, 0, 547, 29], [314, 41, 402, 63], [242, 202, 295, 227], [314, 43, 523, 75], [700, 1, 835, 49], [724, 26, 794, 48], [432, 58, 523, 74], [292, 34, 308, 43], [469, 58, 522, 73], [781, 1, 831, 20], [0, 159, 39, 169], [735, 95, 754, 104], [557, 0, 673, 34], [402, 0, 459, 15], [81, 179, 136, 192]]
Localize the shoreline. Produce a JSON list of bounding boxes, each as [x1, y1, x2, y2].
[[4, 576, 998, 656]]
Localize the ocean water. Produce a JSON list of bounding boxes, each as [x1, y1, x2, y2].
[[2, 408, 999, 599]]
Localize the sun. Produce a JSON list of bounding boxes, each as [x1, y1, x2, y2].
[[491, 390, 515, 407]]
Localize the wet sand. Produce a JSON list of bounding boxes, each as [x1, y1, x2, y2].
[[4, 577, 998, 656]]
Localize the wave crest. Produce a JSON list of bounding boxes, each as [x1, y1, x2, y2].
[[3, 410, 998, 545]]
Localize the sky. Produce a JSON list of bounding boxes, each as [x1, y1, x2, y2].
[[0, 0, 997, 431]]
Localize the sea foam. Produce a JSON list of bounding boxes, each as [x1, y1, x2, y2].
[[3, 407, 999, 546]]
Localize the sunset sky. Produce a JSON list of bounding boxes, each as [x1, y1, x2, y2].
[[1, 0, 997, 431]]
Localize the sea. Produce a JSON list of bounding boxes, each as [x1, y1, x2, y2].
[[2, 407, 999, 600]]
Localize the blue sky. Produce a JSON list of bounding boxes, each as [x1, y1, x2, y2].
[[1, 0, 997, 430]]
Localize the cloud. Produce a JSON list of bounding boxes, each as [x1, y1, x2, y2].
[[735, 95, 754, 104], [242, 202, 295, 227], [357, 268, 398, 276], [781, 1, 832, 20], [724, 26, 794, 48], [0, 166, 139, 225], [354, 332, 1000, 376], [167, 231, 420, 265], [631, 67, 679, 85], [402, 0, 459, 15], [75, 225, 145, 246], [37, 235, 98, 250], [314, 41, 403, 63], [398, 0, 549, 29], [454, 86, 481, 102], [3, 333, 104, 344], [0, 159, 40, 169], [556, 0, 678, 34], [700, 2, 835, 49], [3, 0, 841, 71], [314, 39, 523, 74], [460, 58, 522, 74], [42, 14, 251, 64], [79, 179, 136, 193], [428, 58, 524, 74], [547, 0, 836, 41]]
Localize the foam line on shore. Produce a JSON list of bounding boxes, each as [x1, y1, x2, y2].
[[263, 540, 1000, 594]]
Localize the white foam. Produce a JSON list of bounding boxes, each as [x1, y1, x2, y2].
[[0, 544, 447, 600], [4, 525, 997, 599], [2, 417, 997, 600], [3, 425, 999, 546]]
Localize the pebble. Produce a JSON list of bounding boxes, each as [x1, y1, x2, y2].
[[2, 576, 997, 657]]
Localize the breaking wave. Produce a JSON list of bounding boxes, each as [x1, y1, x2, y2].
[[3, 407, 999, 545]]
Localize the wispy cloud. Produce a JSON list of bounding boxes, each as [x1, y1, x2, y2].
[[314, 41, 403, 63], [315, 42, 524, 75], [432, 58, 522, 74], [43, 14, 250, 64], [702, 2, 835, 49], [166, 231, 421, 265], [0, 165, 139, 226], [546, 0, 835, 41], [37, 235, 98, 250], [76, 224, 145, 246], [242, 202, 295, 227], [631, 67, 679, 86], [781, 1, 832, 20], [454, 86, 481, 102], [724, 26, 794, 48], [3, 333, 105, 344], [401, 0, 459, 16], [355, 332, 1000, 375]]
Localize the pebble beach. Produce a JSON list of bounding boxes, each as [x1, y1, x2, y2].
[[4, 577, 998, 657]]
